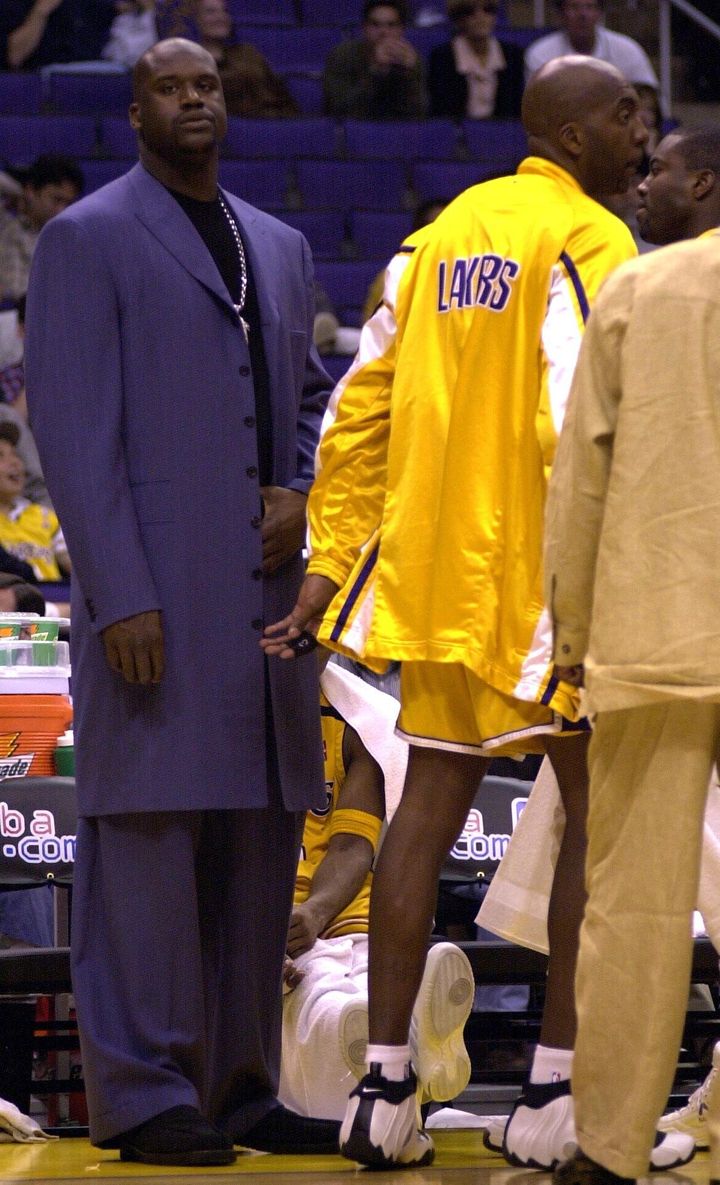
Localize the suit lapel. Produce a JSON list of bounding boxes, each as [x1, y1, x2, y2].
[[129, 163, 235, 313]]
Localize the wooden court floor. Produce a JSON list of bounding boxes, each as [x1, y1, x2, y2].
[[0, 1133, 712, 1185]]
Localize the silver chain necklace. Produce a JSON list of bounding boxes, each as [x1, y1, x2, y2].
[[217, 190, 250, 343]]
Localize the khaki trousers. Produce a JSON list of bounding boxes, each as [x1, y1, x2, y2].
[[573, 700, 720, 1179]]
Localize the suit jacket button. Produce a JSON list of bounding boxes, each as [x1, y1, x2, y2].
[[252, 618, 263, 631], [239, 365, 250, 376], [252, 568, 262, 580], [246, 466, 257, 478], [250, 515, 261, 528], [244, 415, 256, 427]]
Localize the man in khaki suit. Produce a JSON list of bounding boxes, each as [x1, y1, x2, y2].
[[546, 125, 720, 1185]]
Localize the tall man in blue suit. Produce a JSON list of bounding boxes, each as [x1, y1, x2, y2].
[[25, 37, 336, 1167]]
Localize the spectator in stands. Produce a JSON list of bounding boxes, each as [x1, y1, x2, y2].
[[0, 547, 37, 584], [0, 298, 51, 506], [0, 422, 69, 581], [279, 653, 473, 1123], [524, 0, 659, 93], [428, 0, 524, 120], [187, 0, 297, 118], [0, 570, 44, 612], [635, 81, 663, 156], [0, 1, 115, 71], [323, 0, 427, 121], [0, 155, 83, 303], [102, 1, 158, 68]]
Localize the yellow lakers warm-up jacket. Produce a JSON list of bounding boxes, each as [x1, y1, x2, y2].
[[308, 157, 636, 710]]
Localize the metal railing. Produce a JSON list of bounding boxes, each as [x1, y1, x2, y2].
[[658, 0, 720, 113]]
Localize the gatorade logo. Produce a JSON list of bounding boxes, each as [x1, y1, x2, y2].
[[0, 732, 33, 780]]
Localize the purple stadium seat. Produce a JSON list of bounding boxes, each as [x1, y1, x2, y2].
[[0, 73, 43, 115], [344, 119, 460, 160], [274, 210, 347, 260], [502, 25, 552, 50], [296, 159, 409, 212], [406, 23, 452, 56], [314, 260, 381, 326], [350, 210, 412, 260], [299, 0, 357, 25], [226, 0, 296, 24], [47, 71, 132, 116], [81, 159, 133, 193], [283, 74, 324, 117], [232, 27, 342, 74], [462, 119, 527, 170], [0, 116, 97, 165], [224, 117, 338, 159], [99, 116, 136, 158], [218, 159, 289, 208], [412, 160, 495, 202]]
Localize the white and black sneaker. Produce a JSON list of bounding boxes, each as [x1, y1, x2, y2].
[[339, 1065, 435, 1169], [502, 1079, 695, 1172], [503, 1079, 577, 1170]]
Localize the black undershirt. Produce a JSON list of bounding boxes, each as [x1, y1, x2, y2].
[[167, 186, 273, 485]]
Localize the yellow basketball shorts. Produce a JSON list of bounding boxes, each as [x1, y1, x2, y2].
[[397, 661, 587, 757]]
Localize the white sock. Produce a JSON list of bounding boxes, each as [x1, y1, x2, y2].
[[530, 1044, 573, 1084], [366, 1043, 412, 1082]]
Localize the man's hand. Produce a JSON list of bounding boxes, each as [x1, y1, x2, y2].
[[261, 574, 338, 658], [554, 662, 585, 688], [101, 610, 165, 685], [286, 903, 323, 959], [282, 955, 305, 990], [260, 486, 307, 576], [372, 33, 417, 70]]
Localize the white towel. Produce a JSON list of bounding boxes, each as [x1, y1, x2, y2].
[[478, 757, 720, 956], [0, 1098, 57, 1143], [320, 662, 408, 821]]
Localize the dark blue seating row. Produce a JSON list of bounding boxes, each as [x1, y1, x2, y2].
[[74, 156, 505, 216], [0, 113, 527, 170]]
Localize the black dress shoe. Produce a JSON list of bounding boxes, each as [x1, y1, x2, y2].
[[237, 1103, 341, 1154], [117, 1104, 237, 1165], [554, 1150, 635, 1185]]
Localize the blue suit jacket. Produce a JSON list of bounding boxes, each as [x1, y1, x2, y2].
[[26, 163, 330, 816]]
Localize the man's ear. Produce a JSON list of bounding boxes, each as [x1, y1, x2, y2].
[[693, 167, 716, 201], [129, 102, 141, 131], [558, 120, 584, 159]]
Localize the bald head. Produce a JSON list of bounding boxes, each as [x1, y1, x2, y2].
[[523, 56, 626, 140], [132, 38, 219, 101], [522, 56, 648, 199]]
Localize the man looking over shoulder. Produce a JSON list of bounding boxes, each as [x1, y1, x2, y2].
[[263, 56, 650, 1171], [25, 37, 335, 1168]]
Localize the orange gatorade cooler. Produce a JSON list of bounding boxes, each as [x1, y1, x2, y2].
[[0, 629, 73, 778], [0, 695, 73, 778]]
